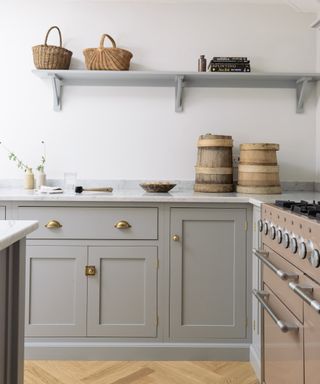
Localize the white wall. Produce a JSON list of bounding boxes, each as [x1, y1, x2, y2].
[[316, 11, 320, 184], [0, 1, 317, 181], [316, 25, 320, 183]]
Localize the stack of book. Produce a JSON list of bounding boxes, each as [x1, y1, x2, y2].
[[208, 57, 251, 72]]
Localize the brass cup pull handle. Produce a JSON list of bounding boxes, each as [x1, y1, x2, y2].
[[115, 220, 131, 229], [172, 235, 180, 242], [45, 220, 63, 229], [85, 266, 96, 276]]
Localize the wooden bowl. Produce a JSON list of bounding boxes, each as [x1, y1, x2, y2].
[[140, 182, 176, 193]]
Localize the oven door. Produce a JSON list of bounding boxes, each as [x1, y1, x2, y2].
[[254, 284, 303, 384], [289, 275, 320, 384]]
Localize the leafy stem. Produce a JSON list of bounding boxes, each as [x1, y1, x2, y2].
[[37, 141, 46, 172], [0, 141, 30, 172]]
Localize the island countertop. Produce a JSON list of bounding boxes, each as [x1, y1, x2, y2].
[[0, 220, 39, 251], [0, 187, 319, 207]]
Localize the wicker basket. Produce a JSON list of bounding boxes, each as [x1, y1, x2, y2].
[[83, 34, 133, 71], [32, 26, 73, 70]]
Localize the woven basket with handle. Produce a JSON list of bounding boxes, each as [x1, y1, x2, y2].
[[83, 34, 133, 71], [32, 26, 73, 70]]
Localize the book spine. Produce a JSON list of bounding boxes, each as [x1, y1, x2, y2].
[[209, 67, 251, 72], [212, 57, 248, 62], [209, 63, 251, 70], [209, 60, 250, 65]]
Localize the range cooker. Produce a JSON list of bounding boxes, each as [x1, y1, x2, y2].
[[253, 200, 320, 384]]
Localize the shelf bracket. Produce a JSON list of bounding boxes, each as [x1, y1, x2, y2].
[[296, 77, 313, 114], [48, 74, 63, 112], [175, 75, 185, 113]]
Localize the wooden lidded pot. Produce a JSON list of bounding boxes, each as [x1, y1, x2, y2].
[[236, 143, 281, 194], [194, 134, 234, 193]]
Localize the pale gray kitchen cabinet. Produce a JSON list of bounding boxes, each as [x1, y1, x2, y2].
[[25, 245, 87, 337], [170, 208, 247, 339], [87, 246, 158, 337], [0, 207, 5, 219]]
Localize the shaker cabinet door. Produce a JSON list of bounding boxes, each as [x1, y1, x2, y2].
[[170, 208, 247, 339], [0, 207, 5, 219], [87, 246, 158, 337], [25, 245, 87, 337]]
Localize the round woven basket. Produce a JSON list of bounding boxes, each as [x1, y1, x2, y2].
[[83, 34, 133, 71], [32, 26, 73, 70]]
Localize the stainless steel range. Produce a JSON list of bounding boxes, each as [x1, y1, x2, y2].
[[253, 200, 320, 384]]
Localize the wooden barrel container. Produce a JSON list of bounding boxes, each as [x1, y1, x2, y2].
[[194, 134, 233, 193], [236, 143, 281, 194]]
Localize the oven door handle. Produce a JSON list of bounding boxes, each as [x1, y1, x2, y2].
[[289, 282, 320, 314], [253, 249, 299, 281], [253, 289, 299, 333]]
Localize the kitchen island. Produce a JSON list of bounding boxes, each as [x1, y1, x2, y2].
[[0, 220, 38, 384]]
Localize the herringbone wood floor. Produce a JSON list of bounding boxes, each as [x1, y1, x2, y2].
[[24, 361, 258, 384]]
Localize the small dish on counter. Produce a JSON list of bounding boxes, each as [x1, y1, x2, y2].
[[139, 182, 176, 193]]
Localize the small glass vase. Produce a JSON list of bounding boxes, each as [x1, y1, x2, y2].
[[24, 168, 35, 190], [37, 170, 46, 188]]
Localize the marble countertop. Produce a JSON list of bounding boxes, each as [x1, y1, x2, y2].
[[0, 220, 39, 251], [0, 187, 319, 207]]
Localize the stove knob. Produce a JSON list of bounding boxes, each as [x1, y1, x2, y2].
[[290, 237, 298, 254], [298, 242, 307, 259], [276, 229, 283, 244], [283, 233, 290, 248], [263, 222, 269, 235], [269, 225, 276, 240], [310, 249, 320, 268], [258, 219, 263, 233]]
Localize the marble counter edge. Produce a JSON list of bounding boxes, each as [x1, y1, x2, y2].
[[0, 189, 318, 207], [0, 221, 39, 251], [0, 192, 261, 205]]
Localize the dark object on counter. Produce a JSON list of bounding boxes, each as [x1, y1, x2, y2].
[[208, 56, 251, 73], [198, 55, 207, 72], [140, 182, 176, 193], [32, 26, 73, 70], [75, 186, 113, 194]]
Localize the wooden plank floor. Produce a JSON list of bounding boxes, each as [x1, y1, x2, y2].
[[25, 361, 258, 384]]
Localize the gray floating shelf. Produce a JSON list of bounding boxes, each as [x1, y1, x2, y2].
[[32, 69, 320, 113]]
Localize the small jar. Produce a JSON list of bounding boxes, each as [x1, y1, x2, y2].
[[198, 55, 207, 72], [24, 168, 35, 190]]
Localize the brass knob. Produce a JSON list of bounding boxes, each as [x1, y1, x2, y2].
[[172, 235, 180, 242], [85, 266, 96, 276], [45, 220, 63, 229], [115, 220, 132, 229]]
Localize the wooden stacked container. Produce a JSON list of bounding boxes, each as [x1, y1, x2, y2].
[[194, 134, 233, 193], [236, 143, 281, 194]]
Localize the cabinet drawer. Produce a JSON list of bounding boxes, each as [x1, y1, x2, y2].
[[263, 283, 303, 384], [18, 207, 158, 240], [261, 246, 303, 322]]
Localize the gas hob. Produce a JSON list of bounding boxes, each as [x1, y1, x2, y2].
[[275, 200, 320, 220]]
